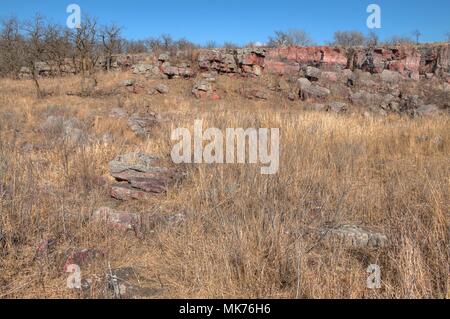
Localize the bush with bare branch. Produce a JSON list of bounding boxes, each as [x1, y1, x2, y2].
[[267, 29, 314, 47], [332, 31, 366, 47]]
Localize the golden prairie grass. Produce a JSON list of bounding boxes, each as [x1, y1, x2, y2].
[[0, 72, 448, 299]]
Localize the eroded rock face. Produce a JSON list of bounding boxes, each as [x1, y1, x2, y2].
[[198, 48, 266, 76]]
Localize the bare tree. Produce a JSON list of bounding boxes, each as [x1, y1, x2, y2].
[[445, 32, 450, 43], [412, 30, 422, 44], [45, 23, 71, 76], [332, 31, 366, 47], [22, 15, 48, 98], [122, 39, 147, 54], [100, 23, 122, 71], [0, 17, 24, 78], [366, 31, 379, 47], [70, 15, 100, 94], [205, 40, 218, 49], [267, 29, 314, 47], [71, 15, 100, 76]]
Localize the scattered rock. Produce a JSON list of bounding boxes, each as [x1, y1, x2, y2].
[[121, 79, 135, 87], [155, 84, 169, 94]]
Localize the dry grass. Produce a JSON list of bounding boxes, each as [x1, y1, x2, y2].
[[0, 72, 448, 299]]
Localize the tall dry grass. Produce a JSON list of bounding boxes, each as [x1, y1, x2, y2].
[[0, 73, 448, 298]]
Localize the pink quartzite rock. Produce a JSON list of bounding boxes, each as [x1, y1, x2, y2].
[[92, 207, 141, 232], [110, 184, 148, 201]]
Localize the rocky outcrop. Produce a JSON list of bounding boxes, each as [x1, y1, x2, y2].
[[197, 48, 266, 76]]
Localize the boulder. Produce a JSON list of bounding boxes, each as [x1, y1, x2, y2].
[[380, 70, 404, 83], [128, 112, 160, 136], [304, 66, 321, 81], [91, 207, 141, 232], [192, 80, 220, 100], [121, 79, 135, 87], [158, 53, 170, 62], [300, 84, 331, 101]]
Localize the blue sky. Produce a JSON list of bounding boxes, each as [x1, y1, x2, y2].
[[1, 0, 449, 45]]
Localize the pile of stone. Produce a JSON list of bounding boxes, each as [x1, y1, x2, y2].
[[108, 153, 181, 201]]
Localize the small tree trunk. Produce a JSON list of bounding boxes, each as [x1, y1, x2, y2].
[[31, 64, 42, 98]]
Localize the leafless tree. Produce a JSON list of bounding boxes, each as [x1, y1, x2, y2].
[[122, 39, 147, 54], [0, 17, 25, 78], [100, 23, 122, 71], [332, 31, 366, 47], [22, 15, 48, 98], [267, 29, 314, 47], [71, 15, 100, 76], [366, 31, 379, 47], [44, 23, 71, 76], [70, 15, 100, 94], [412, 30, 422, 44], [205, 40, 218, 49], [445, 32, 450, 43]]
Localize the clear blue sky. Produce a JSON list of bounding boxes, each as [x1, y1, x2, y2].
[[1, 0, 449, 45]]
